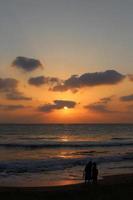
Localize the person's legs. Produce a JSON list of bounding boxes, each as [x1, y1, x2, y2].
[[93, 177, 97, 184], [85, 175, 87, 184]]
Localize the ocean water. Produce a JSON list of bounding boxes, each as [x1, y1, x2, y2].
[[0, 124, 133, 186]]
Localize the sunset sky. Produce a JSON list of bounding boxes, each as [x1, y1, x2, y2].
[[0, 0, 133, 123]]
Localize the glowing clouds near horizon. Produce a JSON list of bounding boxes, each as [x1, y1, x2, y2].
[[37, 100, 77, 113], [0, 60, 133, 123]]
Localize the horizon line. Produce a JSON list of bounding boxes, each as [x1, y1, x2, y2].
[[0, 123, 133, 125]]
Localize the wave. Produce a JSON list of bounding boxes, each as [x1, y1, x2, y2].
[[0, 141, 133, 149], [70, 150, 108, 156], [111, 137, 132, 141], [21, 136, 60, 140], [0, 153, 133, 175]]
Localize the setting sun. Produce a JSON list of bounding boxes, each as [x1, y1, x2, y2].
[[64, 106, 68, 110]]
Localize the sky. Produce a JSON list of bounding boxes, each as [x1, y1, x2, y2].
[[0, 0, 133, 123]]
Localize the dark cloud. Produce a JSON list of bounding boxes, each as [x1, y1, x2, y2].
[[0, 78, 18, 92], [100, 97, 113, 104], [84, 96, 113, 113], [12, 56, 42, 72], [6, 91, 32, 100], [85, 103, 111, 113], [38, 100, 76, 113], [28, 76, 61, 86], [120, 94, 133, 102], [0, 104, 25, 111], [52, 70, 125, 92], [0, 77, 31, 101]]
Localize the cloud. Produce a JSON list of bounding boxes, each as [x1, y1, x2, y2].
[[0, 78, 18, 92], [28, 76, 61, 86], [84, 96, 113, 113], [12, 56, 42, 72], [6, 91, 32, 100], [120, 94, 133, 102], [0, 104, 25, 111], [85, 103, 111, 113], [0, 77, 31, 101], [38, 100, 76, 113], [100, 97, 113, 104], [52, 70, 125, 92]]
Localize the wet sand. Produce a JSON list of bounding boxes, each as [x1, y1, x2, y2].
[[0, 173, 133, 200]]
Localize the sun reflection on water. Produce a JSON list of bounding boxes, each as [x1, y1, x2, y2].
[[60, 135, 69, 142]]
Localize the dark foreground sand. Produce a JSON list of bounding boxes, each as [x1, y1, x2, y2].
[[0, 174, 133, 200]]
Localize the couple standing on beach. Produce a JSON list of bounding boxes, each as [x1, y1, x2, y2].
[[84, 161, 98, 184]]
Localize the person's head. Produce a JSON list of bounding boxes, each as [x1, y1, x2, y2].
[[88, 160, 92, 166], [93, 162, 97, 167]]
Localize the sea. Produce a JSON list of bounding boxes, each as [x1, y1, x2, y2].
[[0, 124, 133, 187]]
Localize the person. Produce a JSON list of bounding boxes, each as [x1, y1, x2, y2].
[[84, 161, 92, 184], [92, 162, 98, 184]]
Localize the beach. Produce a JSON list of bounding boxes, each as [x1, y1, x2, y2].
[[0, 173, 133, 200]]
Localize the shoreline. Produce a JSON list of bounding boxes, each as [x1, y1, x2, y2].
[[0, 173, 132, 200], [0, 173, 132, 190], [0, 173, 133, 188]]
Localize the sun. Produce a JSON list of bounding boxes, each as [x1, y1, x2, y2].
[[64, 106, 68, 110]]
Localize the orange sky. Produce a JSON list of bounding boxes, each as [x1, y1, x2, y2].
[[0, 67, 133, 123]]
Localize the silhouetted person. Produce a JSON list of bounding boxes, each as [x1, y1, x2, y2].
[[84, 161, 92, 184], [92, 162, 98, 184]]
